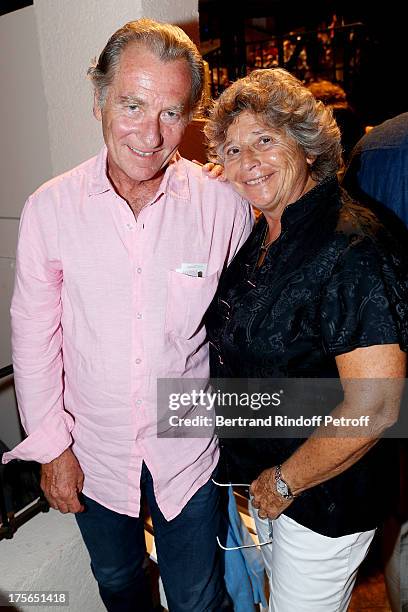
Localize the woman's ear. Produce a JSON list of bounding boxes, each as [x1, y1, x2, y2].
[[306, 156, 316, 166]]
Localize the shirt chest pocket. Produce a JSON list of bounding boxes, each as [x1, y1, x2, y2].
[[164, 270, 219, 340]]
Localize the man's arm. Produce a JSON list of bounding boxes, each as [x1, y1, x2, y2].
[[2, 195, 84, 512], [3, 195, 71, 460]]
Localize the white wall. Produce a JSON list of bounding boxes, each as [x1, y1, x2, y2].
[[0, 6, 52, 448], [0, 0, 199, 450], [147, 0, 200, 43]]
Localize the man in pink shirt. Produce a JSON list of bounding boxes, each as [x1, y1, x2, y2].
[[2, 19, 252, 612]]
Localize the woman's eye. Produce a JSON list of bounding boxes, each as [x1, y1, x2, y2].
[[226, 147, 240, 156], [260, 136, 272, 145]]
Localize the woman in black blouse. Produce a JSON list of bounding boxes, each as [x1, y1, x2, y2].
[[204, 68, 408, 611]]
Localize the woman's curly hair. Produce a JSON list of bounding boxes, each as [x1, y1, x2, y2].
[[204, 68, 343, 182]]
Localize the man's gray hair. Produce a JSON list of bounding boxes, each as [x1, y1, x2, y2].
[[88, 18, 204, 114]]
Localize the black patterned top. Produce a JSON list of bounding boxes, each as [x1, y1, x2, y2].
[[206, 177, 408, 536]]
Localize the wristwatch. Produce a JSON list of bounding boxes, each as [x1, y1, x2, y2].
[[274, 464, 295, 500]]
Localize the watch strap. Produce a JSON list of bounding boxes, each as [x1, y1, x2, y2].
[[275, 464, 295, 499]]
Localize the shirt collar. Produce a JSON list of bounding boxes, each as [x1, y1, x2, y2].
[[88, 147, 190, 202], [280, 176, 340, 230], [88, 147, 111, 196], [152, 152, 190, 203], [254, 177, 340, 244]]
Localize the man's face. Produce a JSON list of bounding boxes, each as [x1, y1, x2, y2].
[[94, 44, 193, 187]]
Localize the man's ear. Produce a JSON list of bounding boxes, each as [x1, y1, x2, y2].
[[93, 91, 102, 121]]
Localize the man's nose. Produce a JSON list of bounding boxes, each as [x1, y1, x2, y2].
[[138, 117, 163, 149]]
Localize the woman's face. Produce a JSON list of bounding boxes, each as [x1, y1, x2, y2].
[[222, 111, 316, 219]]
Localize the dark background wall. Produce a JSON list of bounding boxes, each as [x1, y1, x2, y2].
[[199, 0, 406, 126]]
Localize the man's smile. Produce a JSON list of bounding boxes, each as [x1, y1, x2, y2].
[[127, 145, 155, 157]]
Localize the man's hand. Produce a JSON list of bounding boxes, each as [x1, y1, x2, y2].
[[41, 448, 85, 513], [250, 467, 293, 520], [192, 160, 226, 180]]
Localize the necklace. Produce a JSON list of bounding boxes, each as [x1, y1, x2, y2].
[[257, 221, 283, 267], [259, 225, 274, 252], [256, 224, 273, 269]]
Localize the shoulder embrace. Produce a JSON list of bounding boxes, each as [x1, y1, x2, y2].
[[183, 158, 251, 216]]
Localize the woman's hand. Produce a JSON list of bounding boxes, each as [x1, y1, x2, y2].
[[250, 467, 294, 520], [193, 160, 226, 180]]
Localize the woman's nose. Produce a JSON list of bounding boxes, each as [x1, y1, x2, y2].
[[240, 146, 260, 170]]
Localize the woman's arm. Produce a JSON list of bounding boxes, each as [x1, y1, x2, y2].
[[250, 343, 406, 520]]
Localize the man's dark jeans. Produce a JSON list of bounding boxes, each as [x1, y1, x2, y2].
[[75, 463, 227, 612]]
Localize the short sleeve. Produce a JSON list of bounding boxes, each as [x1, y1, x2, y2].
[[320, 236, 408, 355]]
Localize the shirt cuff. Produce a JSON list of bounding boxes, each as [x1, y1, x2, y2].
[[1, 411, 74, 464]]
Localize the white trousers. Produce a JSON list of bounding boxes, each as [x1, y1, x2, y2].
[[251, 507, 375, 612]]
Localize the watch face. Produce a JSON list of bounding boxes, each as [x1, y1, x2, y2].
[[276, 478, 289, 497]]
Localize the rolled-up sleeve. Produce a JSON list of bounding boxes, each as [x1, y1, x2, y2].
[[320, 236, 408, 355], [2, 194, 73, 465]]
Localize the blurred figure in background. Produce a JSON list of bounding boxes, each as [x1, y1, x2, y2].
[[344, 112, 408, 226], [307, 79, 365, 164], [344, 112, 408, 612]]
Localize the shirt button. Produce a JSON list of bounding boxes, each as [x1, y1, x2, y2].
[[136, 313, 142, 319], [136, 399, 142, 405], [135, 358, 142, 365], [126, 223, 134, 230], [137, 267, 142, 274]]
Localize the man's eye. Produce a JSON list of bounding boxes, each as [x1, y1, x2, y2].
[[127, 105, 140, 112], [162, 110, 180, 122]]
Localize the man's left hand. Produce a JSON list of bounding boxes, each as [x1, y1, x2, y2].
[[250, 467, 294, 520], [193, 160, 226, 180]]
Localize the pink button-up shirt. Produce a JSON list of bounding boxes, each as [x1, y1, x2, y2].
[[2, 148, 252, 519]]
